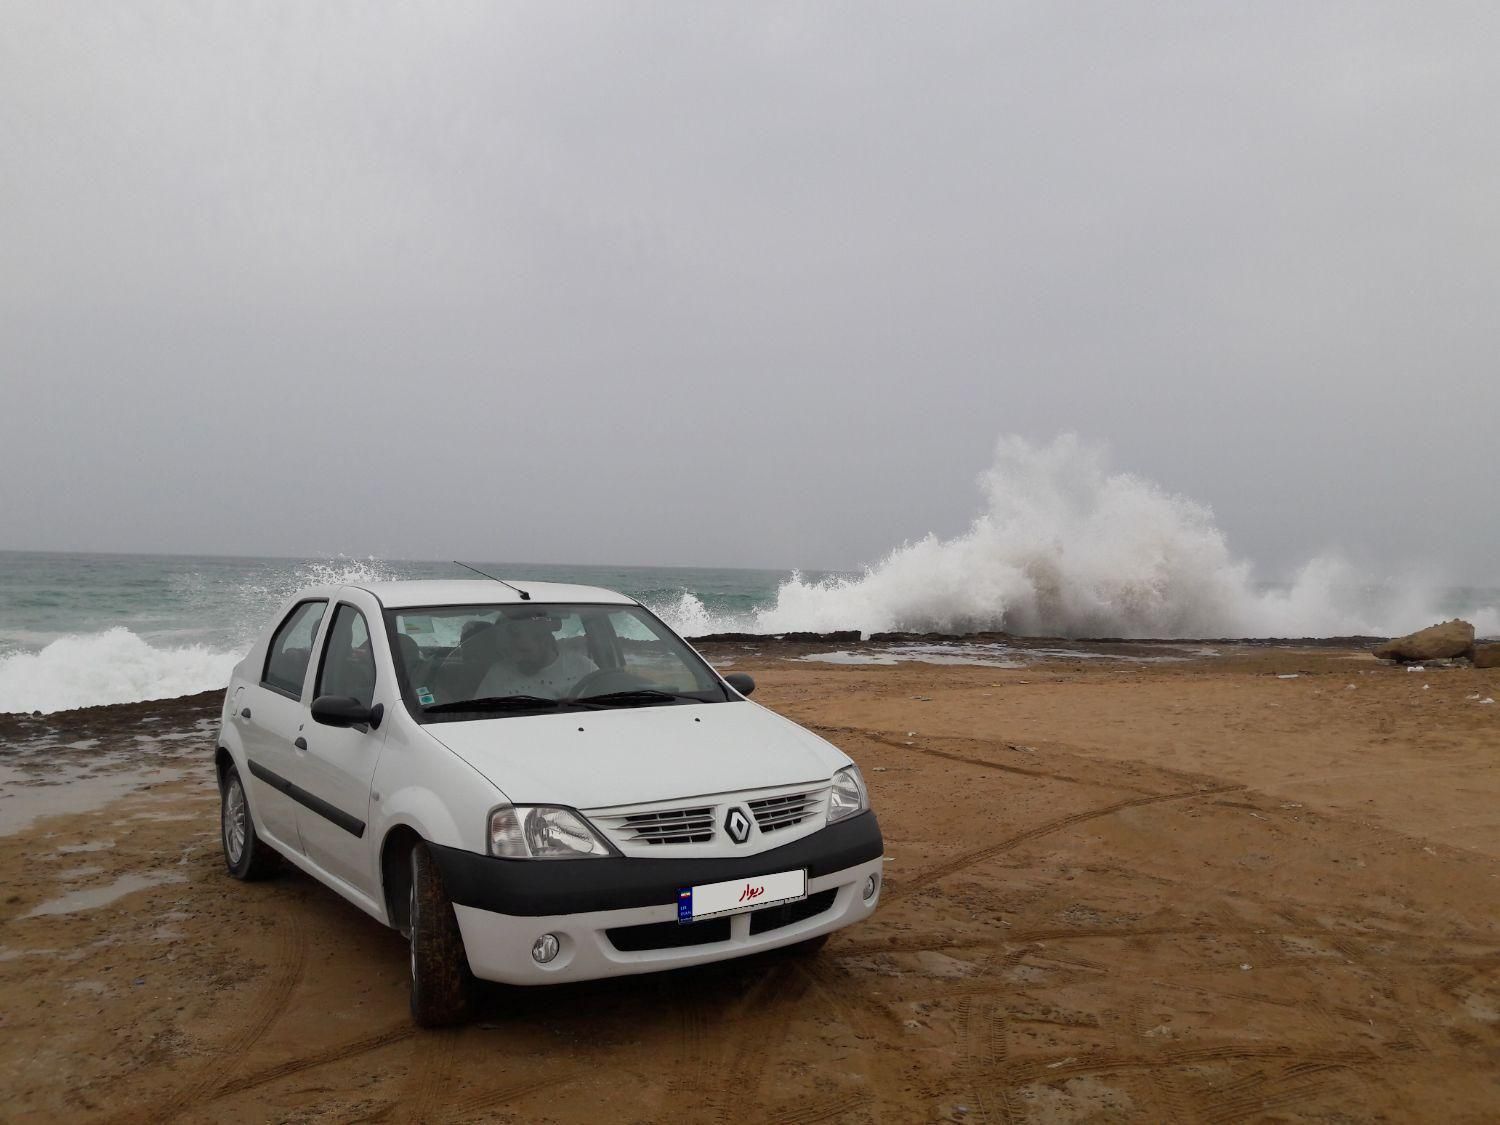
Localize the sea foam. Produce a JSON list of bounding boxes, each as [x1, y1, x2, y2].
[[0, 627, 241, 715]]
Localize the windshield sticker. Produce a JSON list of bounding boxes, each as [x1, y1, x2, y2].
[[416, 687, 435, 706]]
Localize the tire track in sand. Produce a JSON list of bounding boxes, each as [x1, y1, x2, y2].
[[666, 995, 715, 1111], [790, 958, 895, 1120], [391, 1027, 459, 1123], [761, 1091, 874, 1124], [1197, 1062, 1353, 1125], [890, 785, 1244, 901], [805, 724, 1133, 790], [960, 993, 1016, 1125], [440, 1073, 571, 1122], [706, 959, 805, 1123], [115, 911, 309, 1123], [208, 1024, 415, 1103], [1006, 1042, 1373, 1087]]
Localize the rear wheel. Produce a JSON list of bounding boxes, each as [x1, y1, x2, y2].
[[221, 764, 280, 880], [408, 842, 476, 1027]]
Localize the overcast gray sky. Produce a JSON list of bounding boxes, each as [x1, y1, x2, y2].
[[3, 3, 1496, 582]]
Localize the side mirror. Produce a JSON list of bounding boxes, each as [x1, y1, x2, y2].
[[723, 672, 755, 697], [311, 695, 384, 731]]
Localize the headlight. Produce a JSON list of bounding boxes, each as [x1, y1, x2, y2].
[[488, 805, 613, 859], [827, 765, 869, 825]]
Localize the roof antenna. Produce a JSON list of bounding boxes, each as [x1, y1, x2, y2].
[[453, 560, 531, 600]]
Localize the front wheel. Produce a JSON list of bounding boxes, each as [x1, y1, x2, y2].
[[221, 763, 281, 880], [408, 842, 476, 1027]]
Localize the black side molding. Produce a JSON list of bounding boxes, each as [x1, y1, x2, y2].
[[247, 759, 366, 838], [429, 810, 882, 917]]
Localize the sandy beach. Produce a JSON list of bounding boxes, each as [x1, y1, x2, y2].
[[2, 641, 1497, 1123]]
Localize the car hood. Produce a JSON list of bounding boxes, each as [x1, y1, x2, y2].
[[421, 701, 849, 809]]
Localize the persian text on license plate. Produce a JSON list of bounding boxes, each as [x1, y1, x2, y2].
[[677, 868, 807, 923]]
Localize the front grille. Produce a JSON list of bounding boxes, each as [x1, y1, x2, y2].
[[748, 790, 820, 834], [604, 806, 715, 845], [607, 916, 731, 952], [748, 889, 837, 935]]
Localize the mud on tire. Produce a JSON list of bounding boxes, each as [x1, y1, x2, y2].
[[408, 842, 477, 1027], [220, 763, 281, 881]]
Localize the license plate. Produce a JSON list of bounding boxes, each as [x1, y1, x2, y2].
[[677, 868, 807, 923]]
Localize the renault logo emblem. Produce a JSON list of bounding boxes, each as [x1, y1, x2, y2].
[[725, 807, 752, 844]]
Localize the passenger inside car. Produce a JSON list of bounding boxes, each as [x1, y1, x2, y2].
[[476, 616, 596, 699]]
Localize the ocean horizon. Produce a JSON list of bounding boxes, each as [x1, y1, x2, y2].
[[1, 548, 1496, 715]]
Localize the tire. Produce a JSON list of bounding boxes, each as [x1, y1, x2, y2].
[[220, 763, 281, 881], [408, 842, 476, 1027]]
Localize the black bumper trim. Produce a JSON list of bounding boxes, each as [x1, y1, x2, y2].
[[429, 810, 882, 917]]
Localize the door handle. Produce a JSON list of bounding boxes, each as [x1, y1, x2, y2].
[[240, 707, 252, 720], [294, 737, 308, 751]]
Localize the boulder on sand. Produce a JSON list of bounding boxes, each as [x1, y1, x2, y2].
[[1373, 619, 1475, 663], [1474, 643, 1500, 670]]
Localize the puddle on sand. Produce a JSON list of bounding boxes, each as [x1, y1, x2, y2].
[[54, 840, 117, 854], [25, 871, 186, 918], [799, 641, 1210, 669], [802, 648, 1024, 669], [0, 714, 210, 836], [0, 760, 193, 836], [0, 946, 61, 962]]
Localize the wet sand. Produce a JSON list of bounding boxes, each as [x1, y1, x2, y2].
[[1, 643, 1498, 1123]]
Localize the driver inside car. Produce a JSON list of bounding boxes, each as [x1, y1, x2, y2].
[[474, 615, 595, 699]]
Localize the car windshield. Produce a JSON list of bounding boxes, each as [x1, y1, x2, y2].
[[384, 603, 731, 720]]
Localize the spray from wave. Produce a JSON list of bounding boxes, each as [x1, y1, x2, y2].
[[653, 434, 1499, 640]]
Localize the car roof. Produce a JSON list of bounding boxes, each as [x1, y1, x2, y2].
[[343, 579, 639, 609]]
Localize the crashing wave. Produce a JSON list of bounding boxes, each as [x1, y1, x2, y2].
[[0, 627, 241, 715], [655, 434, 1499, 640]]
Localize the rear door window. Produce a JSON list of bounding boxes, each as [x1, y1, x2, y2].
[[262, 600, 328, 698]]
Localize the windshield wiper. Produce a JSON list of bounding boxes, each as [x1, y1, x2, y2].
[[422, 694, 562, 713], [572, 689, 702, 708]]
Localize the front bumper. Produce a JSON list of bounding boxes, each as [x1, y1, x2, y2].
[[434, 811, 883, 985]]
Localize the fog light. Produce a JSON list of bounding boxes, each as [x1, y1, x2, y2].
[[531, 933, 560, 964], [863, 874, 879, 901]]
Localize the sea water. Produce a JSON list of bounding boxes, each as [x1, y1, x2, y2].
[[0, 553, 815, 714], [3, 435, 1496, 713]]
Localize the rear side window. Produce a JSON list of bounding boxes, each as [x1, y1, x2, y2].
[[316, 604, 376, 708], [262, 600, 328, 698]]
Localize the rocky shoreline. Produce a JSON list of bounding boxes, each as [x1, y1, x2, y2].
[[689, 629, 1395, 647]]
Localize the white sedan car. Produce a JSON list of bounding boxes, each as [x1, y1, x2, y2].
[[216, 579, 883, 1025]]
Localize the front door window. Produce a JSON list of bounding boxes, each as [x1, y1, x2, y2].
[[317, 604, 376, 706]]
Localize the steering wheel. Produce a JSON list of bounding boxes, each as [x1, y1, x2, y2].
[[568, 667, 649, 699]]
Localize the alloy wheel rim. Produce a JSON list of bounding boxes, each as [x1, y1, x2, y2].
[[224, 777, 248, 863]]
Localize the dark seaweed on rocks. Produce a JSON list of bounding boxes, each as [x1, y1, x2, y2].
[[0, 690, 223, 744], [690, 629, 1391, 648], [689, 630, 862, 644]]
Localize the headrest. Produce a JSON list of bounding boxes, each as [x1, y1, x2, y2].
[[497, 616, 558, 670]]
